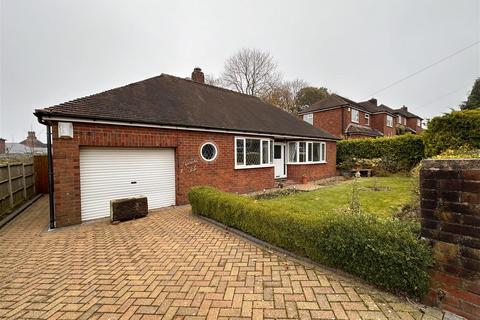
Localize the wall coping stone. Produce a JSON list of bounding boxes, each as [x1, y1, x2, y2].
[[422, 159, 480, 171]]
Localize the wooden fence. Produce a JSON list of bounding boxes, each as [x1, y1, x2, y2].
[[0, 162, 36, 217]]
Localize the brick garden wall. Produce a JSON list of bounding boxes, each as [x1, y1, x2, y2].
[[420, 159, 480, 320]]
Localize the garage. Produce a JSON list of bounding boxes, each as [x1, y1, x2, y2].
[[79, 148, 176, 221]]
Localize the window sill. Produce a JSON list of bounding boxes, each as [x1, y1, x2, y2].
[[287, 161, 327, 165], [235, 164, 274, 170]]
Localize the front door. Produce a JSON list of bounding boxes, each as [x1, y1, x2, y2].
[[273, 143, 286, 178]]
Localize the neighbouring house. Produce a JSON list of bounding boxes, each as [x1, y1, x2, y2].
[[34, 68, 339, 227], [299, 94, 423, 139], [0, 131, 47, 155]]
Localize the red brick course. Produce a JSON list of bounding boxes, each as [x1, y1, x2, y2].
[[420, 159, 480, 320], [312, 108, 343, 138], [52, 122, 335, 227]]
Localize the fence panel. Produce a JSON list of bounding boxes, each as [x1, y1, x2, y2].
[[0, 162, 37, 218]]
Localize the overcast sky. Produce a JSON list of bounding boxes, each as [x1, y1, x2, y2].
[[1, 0, 479, 142]]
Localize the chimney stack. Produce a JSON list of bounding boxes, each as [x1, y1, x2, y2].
[[191, 67, 205, 84], [368, 98, 377, 106], [0, 138, 5, 154], [26, 131, 36, 148], [401, 105, 408, 111]]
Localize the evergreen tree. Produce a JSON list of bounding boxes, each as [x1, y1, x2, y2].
[[460, 78, 480, 110]]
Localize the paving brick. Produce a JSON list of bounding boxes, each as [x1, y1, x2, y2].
[[0, 197, 443, 320]]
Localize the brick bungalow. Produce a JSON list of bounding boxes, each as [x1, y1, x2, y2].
[[34, 68, 339, 228], [299, 94, 423, 139]]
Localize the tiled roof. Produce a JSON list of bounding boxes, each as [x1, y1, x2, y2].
[[299, 94, 368, 114], [393, 107, 422, 119], [345, 123, 383, 137], [35, 74, 339, 140]]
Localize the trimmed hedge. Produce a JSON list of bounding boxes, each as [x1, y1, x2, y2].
[[337, 134, 425, 171], [189, 186, 432, 298], [423, 110, 480, 157]]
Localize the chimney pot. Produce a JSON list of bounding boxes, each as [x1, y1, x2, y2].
[[368, 98, 377, 106], [401, 105, 408, 111], [191, 67, 205, 84]]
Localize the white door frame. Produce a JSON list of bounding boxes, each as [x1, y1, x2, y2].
[[273, 142, 287, 179]]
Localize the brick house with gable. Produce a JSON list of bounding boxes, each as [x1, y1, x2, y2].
[[299, 94, 423, 139]]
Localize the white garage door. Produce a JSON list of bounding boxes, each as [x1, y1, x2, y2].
[[80, 148, 176, 221]]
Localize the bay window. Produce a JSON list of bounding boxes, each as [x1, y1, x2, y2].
[[235, 137, 274, 168], [288, 141, 326, 164]]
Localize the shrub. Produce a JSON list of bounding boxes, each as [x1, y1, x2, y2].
[[189, 186, 433, 298], [423, 110, 480, 157], [337, 134, 425, 172], [430, 146, 480, 159]]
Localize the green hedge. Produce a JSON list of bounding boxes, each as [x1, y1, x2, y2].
[[189, 186, 432, 297], [423, 110, 480, 157], [337, 134, 425, 171]]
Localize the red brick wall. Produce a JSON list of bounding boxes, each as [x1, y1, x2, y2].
[[286, 142, 336, 182], [371, 113, 395, 137], [420, 160, 480, 320], [52, 122, 277, 227], [52, 122, 336, 227], [407, 117, 423, 134], [0, 139, 5, 154], [311, 108, 343, 138]]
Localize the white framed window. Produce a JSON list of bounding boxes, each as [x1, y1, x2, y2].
[[417, 119, 421, 127], [365, 114, 370, 125], [200, 142, 218, 161], [397, 115, 402, 124], [288, 141, 326, 164], [303, 113, 313, 125], [386, 115, 393, 127], [351, 109, 359, 123], [235, 137, 274, 169]]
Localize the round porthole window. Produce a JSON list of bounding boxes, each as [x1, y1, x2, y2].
[[200, 142, 218, 161]]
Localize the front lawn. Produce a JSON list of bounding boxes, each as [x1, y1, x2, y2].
[[261, 176, 414, 219]]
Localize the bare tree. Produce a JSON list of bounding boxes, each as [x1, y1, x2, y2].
[[204, 74, 224, 87], [261, 79, 309, 114], [221, 48, 281, 97]]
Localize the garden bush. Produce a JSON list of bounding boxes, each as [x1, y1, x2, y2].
[[189, 186, 433, 298], [337, 134, 425, 172], [423, 110, 480, 157]]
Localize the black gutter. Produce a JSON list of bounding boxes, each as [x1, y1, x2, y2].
[[36, 116, 55, 229], [46, 124, 55, 229]]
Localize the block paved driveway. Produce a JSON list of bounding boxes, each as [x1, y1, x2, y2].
[[0, 196, 442, 320]]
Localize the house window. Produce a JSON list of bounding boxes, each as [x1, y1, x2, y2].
[[351, 109, 359, 123], [417, 119, 421, 127], [365, 114, 370, 125], [398, 115, 402, 124], [303, 113, 313, 125], [299, 142, 307, 162], [288, 141, 326, 164], [236, 139, 244, 165], [288, 142, 297, 162], [386, 115, 393, 127], [262, 140, 269, 164], [200, 142, 217, 161], [235, 137, 273, 169]]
